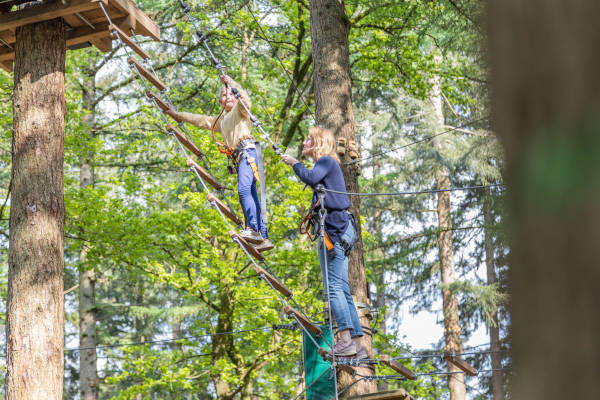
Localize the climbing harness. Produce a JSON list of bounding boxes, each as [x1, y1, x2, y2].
[[210, 107, 234, 157], [299, 195, 356, 257], [298, 198, 321, 241]]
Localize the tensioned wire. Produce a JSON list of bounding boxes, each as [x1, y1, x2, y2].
[[347, 116, 490, 166], [322, 183, 505, 197]]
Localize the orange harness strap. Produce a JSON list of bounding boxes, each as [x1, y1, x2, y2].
[[247, 157, 260, 183], [211, 107, 234, 156], [323, 231, 334, 250]]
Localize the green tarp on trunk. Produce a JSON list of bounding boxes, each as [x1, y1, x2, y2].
[[302, 325, 336, 400]]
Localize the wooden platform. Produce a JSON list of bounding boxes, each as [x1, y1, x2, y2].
[[347, 389, 414, 400], [0, 0, 160, 72]]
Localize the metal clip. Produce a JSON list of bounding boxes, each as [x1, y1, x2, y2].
[[195, 31, 207, 42]]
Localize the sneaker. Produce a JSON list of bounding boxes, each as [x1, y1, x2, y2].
[[328, 339, 357, 357], [239, 228, 264, 244], [254, 239, 274, 252], [355, 344, 368, 360]]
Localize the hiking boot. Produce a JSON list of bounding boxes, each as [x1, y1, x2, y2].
[[328, 339, 357, 357], [355, 344, 368, 360], [255, 239, 274, 252], [240, 228, 264, 244]]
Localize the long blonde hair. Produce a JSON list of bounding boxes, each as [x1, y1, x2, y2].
[[309, 126, 340, 163]]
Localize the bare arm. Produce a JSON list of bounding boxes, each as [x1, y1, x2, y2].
[[166, 108, 221, 132]]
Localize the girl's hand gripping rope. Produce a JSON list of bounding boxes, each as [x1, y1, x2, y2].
[[281, 154, 299, 166]]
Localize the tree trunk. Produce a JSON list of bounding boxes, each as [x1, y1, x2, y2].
[[6, 18, 66, 400], [79, 61, 98, 400], [487, 2, 600, 399], [308, 0, 375, 396], [371, 141, 388, 392], [483, 189, 504, 400], [429, 76, 465, 400], [212, 285, 236, 400]]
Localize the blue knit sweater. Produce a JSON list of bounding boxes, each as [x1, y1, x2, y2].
[[292, 156, 351, 244]]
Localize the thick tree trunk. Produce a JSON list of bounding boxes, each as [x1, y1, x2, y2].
[[483, 190, 504, 400], [308, 0, 375, 396], [240, 26, 255, 84], [79, 65, 98, 400], [6, 18, 66, 400], [429, 77, 465, 400], [487, 2, 600, 399]]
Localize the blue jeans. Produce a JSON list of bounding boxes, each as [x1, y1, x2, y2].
[[238, 148, 268, 239], [318, 221, 363, 337]]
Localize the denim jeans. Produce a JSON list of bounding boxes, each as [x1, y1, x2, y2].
[[318, 221, 363, 337], [237, 148, 268, 238]]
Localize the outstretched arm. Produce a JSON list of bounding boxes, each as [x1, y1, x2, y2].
[[282, 156, 330, 187], [165, 109, 222, 132]]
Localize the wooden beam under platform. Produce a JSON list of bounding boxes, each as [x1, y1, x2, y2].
[[0, 0, 108, 32], [0, 0, 160, 72]]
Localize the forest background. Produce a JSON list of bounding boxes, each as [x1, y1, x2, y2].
[[0, 0, 508, 399]]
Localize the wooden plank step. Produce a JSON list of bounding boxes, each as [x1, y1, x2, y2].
[[444, 352, 477, 376], [165, 125, 201, 157], [284, 305, 321, 336], [187, 158, 223, 191], [229, 230, 264, 262], [348, 389, 414, 400], [207, 194, 242, 226], [255, 266, 292, 298], [127, 56, 167, 91], [109, 23, 150, 59], [379, 355, 416, 380], [146, 90, 170, 113]]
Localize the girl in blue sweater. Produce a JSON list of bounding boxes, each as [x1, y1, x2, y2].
[[282, 127, 365, 358]]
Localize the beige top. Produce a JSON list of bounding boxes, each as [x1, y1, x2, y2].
[[177, 78, 255, 149]]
